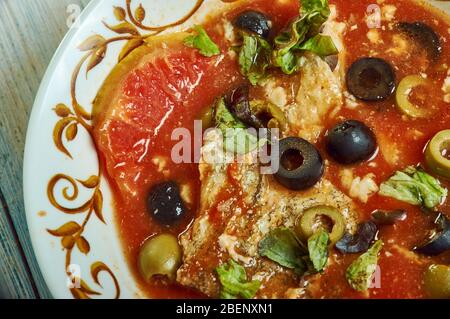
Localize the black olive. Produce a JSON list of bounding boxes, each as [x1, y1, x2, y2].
[[228, 86, 264, 128], [326, 120, 377, 165], [371, 209, 407, 226], [323, 54, 339, 72], [233, 10, 272, 39], [397, 22, 442, 61], [415, 214, 450, 256], [147, 182, 186, 226], [336, 221, 378, 254], [274, 137, 324, 190], [346, 57, 396, 101]]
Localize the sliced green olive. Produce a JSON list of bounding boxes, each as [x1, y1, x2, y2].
[[138, 233, 182, 282], [425, 130, 450, 179], [395, 75, 430, 118], [199, 107, 214, 130], [424, 264, 450, 299], [250, 100, 288, 131], [295, 205, 346, 244]]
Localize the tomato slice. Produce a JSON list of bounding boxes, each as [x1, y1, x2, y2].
[[93, 33, 238, 201]]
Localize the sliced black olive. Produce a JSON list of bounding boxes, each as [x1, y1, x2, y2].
[[326, 120, 377, 165], [336, 221, 378, 254], [415, 214, 450, 256], [324, 54, 339, 72], [233, 10, 272, 39], [228, 86, 264, 128], [397, 22, 442, 61], [371, 209, 407, 225], [274, 137, 324, 191], [147, 182, 187, 226], [346, 57, 396, 101]]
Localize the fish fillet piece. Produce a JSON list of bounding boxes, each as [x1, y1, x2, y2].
[[177, 131, 358, 298]]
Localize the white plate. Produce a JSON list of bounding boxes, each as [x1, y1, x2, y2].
[[23, 0, 230, 299], [23, 0, 450, 299]]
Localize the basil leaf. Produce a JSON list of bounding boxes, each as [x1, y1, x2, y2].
[[300, 0, 332, 36], [216, 259, 261, 299], [298, 34, 338, 57], [238, 34, 272, 85], [272, 0, 336, 74], [258, 228, 308, 275], [346, 240, 383, 291], [379, 166, 447, 209], [214, 98, 266, 154], [184, 25, 220, 57], [308, 229, 329, 272]]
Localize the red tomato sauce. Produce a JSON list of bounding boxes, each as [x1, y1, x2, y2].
[[94, 0, 450, 298]]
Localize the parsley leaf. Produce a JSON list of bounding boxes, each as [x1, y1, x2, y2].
[[238, 34, 272, 85], [307, 229, 329, 272], [272, 0, 338, 74], [379, 166, 447, 209], [213, 97, 266, 155], [346, 240, 383, 291], [215, 260, 261, 299], [258, 228, 308, 275], [184, 25, 220, 57]]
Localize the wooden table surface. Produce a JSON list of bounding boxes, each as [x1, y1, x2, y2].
[[0, 0, 90, 299], [1, 0, 449, 300]]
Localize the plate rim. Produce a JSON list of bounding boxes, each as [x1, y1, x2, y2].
[[23, 0, 103, 299]]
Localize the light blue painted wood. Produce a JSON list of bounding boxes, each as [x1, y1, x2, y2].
[[0, 0, 90, 299]]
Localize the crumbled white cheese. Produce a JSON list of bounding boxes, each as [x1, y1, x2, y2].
[[368, 162, 378, 168], [382, 5, 397, 22], [218, 234, 252, 265], [367, 29, 382, 44], [378, 134, 400, 167], [343, 91, 360, 109], [350, 24, 358, 31], [264, 82, 288, 107], [322, 5, 346, 52], [442, 72, 450, 103], [180, 183, 193, 205], [386, 34, 409, 56], [340, 170, 379, 203], [340, 169, 354, 190], [227, 49, 237, 60], [222, 19, 235, 44], [152, 156, 169, 176]]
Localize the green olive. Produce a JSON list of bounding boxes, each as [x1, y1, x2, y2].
[[295, 205, 346, 244], [138, 233, 182, 282], [250, 100, 288, 131], [425, 130, 450, 179], [395, 75, 430, 118], [424, 264, 450, 299], [199, 107, 214, 130]]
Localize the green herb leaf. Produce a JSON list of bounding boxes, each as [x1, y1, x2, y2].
[[272, 0, 337, 74], [300, 0, 332, 36], [184, 25, 220, 57], [298, 34, 338, 57], [346, 240, 383, 291], [307, 229, 329, 272], [379, 166, 447, 209], [216, 259, 261, 299], [258, 228, 308, 275], [238, 34, 272, 85], [214, 98, 266, 154]]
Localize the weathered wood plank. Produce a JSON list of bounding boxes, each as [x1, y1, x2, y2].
[[0, 0, 449, 300], [0, 0, 90, 299]]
